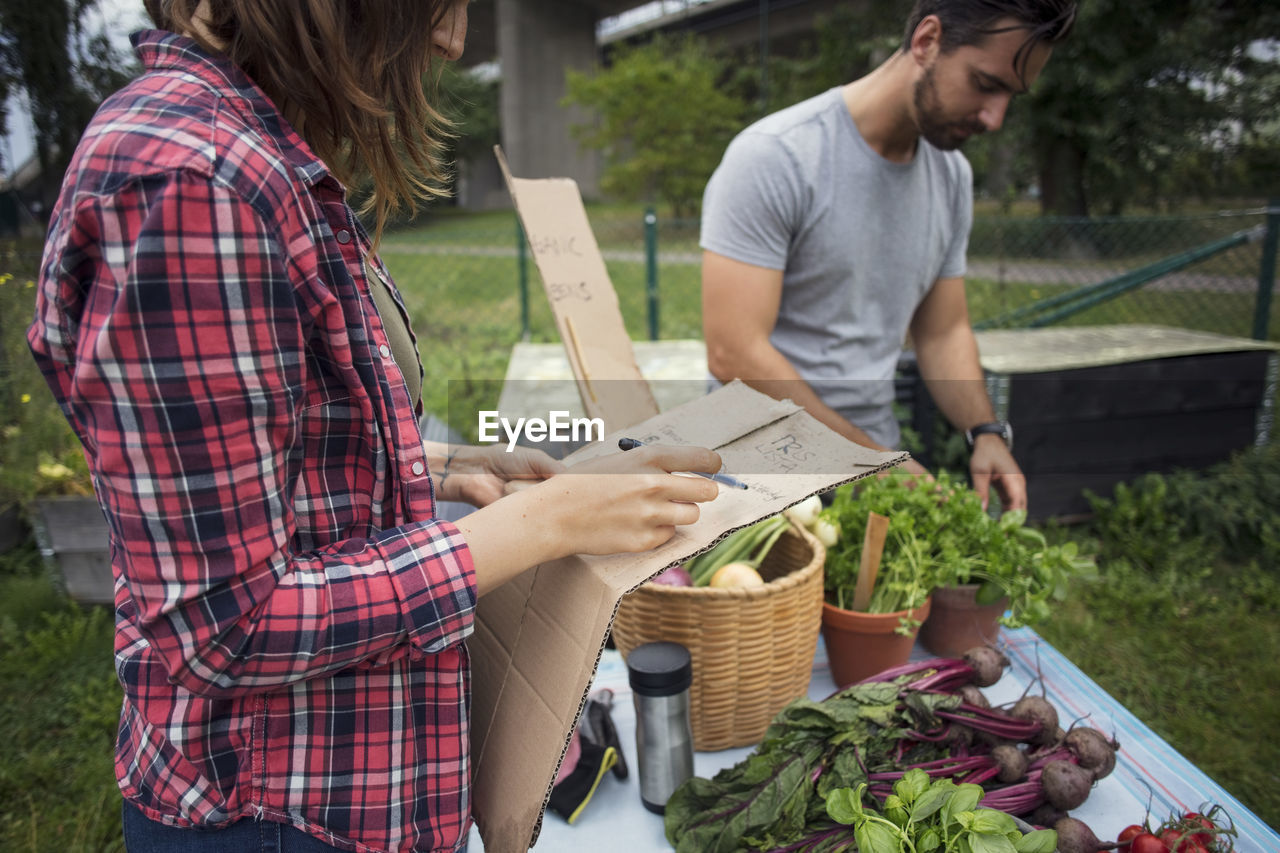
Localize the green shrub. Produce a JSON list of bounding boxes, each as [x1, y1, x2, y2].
[[1086, 441, 1280, 572], [0, 582, 123, 852], [0, 246, 94, 519]]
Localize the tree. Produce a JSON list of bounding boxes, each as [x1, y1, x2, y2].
[[0, 0, 137, 218], [580, 2, 1277, 218], [1024, 1, 1280, 215], [771, 0, 1280, 215], [562, 34, 748, 218], [759, 1, 903, 115]]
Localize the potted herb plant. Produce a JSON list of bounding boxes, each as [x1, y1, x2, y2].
[[822, 470, 1096, 660], [819, 477, 938, 686]]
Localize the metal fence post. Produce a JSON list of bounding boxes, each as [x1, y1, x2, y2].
[[516, 213, 530, 341], [1253, 198, 1279, 341], [645, 206, 659, 341]]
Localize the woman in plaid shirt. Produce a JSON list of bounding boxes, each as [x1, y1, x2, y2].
[[28, 1, 722, 851]]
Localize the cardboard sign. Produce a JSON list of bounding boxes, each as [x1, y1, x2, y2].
[[494, 145, 660, 434], [468, 380, 906, 852]]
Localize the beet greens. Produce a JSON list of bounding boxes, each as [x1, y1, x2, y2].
[[664, 651, 1116, 853]]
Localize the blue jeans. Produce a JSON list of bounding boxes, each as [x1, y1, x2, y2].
[[123, 800, 469, 852], [123, 801, 346, 853]]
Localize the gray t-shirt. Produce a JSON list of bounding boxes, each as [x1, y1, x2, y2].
[[700, 86, 973, 448]]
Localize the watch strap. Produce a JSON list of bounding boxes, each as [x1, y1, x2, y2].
[[966, 421, 1012, 449]]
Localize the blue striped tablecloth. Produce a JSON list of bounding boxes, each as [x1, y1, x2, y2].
[[470, 627, 1278, 851], [981, 627, 1277, 850]]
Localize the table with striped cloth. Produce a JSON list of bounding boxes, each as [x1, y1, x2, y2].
[[468, 627, 1278, 851], [983, 627, 1276, 850]]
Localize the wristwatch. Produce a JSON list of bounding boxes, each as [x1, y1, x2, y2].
[[965, 421, 1013, 451]]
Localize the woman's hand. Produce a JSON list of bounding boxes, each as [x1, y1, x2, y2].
[[454, 443, 724, 596], [439, 444, 563, 507], [537, 443, 723, 556]]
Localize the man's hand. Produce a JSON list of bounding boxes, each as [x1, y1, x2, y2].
[[969, 435, 1027, 511], [896, 457, 932, 479]]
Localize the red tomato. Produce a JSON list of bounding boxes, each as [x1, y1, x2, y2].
[[1182, 812, 1216, 845], [1159, 827, 1208, 853], [1130, 832, 1171, 853], [1118, 824, 1146, 846]]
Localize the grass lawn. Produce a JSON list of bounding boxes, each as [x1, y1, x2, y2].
[[1037, 556, 1280, 830]]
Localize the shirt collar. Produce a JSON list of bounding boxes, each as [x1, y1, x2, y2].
[[130, 29, 337, 191]]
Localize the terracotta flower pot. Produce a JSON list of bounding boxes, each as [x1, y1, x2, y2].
[[918, 583, 1008, 658], [820, 597, 932, 688]]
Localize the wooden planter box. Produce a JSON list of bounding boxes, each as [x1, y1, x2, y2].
[[30, 495, 113, 604], [975, 326, 1278, 520]]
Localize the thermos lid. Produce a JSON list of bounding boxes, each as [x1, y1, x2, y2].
[[627, 641, 693, 696]]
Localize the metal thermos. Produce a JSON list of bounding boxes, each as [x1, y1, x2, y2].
[[627, 641, 695, 814]]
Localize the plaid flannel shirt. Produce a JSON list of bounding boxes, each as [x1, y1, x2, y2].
[[28, 30, 477, 853]]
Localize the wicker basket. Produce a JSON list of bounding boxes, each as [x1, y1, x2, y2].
[[611, 521, 826, 750]]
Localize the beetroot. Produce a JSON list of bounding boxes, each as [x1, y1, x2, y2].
[[1064, 726, 1120, 780], [1010, 695, 1059, 745], [962, 646, 1010, 687], [991, 743, 1028, 782], [1042, 759, 1093, 810], [1053, 816, 1118, 853], [1026, 803, 1068, 829], [650, 564, 693, 586], [957, 683, 990, 709]]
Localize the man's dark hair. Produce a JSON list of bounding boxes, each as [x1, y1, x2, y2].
[[903, 0, 1077, 83]]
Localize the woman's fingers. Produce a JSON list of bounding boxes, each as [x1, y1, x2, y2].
[[501, 445, 566, 480], [668, 499, 703, 528]]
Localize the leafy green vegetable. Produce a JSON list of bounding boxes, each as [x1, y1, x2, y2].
[[821, 470, 1096, 626], [824, 771, 1058, 853], [685, 515, 791, 586], [663, 675, 961, 852]]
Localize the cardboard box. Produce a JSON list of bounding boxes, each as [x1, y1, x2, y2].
[[468, 380, 906, 852], [468, 154, 907, 851]]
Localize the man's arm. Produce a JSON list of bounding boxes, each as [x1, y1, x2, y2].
[[702, 249, 927, 474], [909, 276, 1027, 510]]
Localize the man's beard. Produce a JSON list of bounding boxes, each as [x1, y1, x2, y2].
[[913, 65, 987, 151]]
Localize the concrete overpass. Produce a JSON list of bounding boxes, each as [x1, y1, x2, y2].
[[458, 0, 844, 208]]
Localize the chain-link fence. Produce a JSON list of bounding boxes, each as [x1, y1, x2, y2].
[[6, 205, 1277, 438], [381, 204, 1278, 350], [967, 207, 1276, 339]]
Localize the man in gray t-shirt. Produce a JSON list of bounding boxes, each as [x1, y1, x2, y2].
[[701, 0, 1078, 511]]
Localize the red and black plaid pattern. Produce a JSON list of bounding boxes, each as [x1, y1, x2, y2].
[[28, 30, 476, 853]]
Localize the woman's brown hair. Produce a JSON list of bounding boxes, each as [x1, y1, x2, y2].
[[143, 0, 458, 242]]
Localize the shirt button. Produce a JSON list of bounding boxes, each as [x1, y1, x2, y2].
[[336, 229, 352, 244], [379, 344, 392, 358], [411, 461, 425, 476]]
